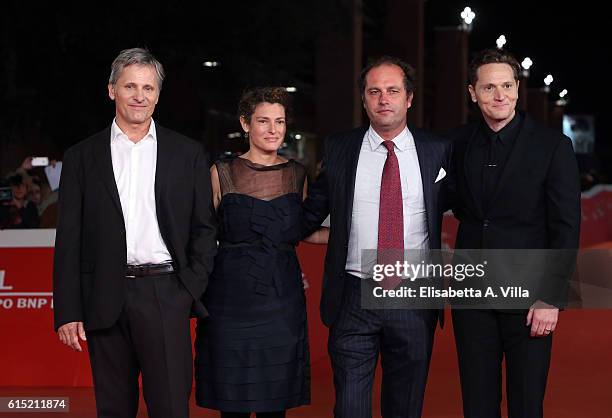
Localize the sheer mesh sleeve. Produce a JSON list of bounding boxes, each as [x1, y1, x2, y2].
[[215, 157, 305, 201]]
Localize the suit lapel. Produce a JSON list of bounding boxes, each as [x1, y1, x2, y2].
[[413, 128, 434, 241], [154, 125, 181, 263], [488, 115, 534, 207], [345, 127, 367, 234], [462, 124, 484, 218], [154, 125, 176, 226], [94, 127, 123, 219]]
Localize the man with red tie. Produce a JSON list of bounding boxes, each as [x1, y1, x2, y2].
[[302, 56, 454, 418]]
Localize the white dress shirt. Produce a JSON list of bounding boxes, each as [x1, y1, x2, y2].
[[345, 125, 429, 277], [110, 119, 172, 265]]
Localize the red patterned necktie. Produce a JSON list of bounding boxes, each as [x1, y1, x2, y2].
[[378, 140, 404, 290]]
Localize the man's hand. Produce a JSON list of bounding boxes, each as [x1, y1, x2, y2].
[[57, 321, 86, 351], [526, 300, 559, 337]]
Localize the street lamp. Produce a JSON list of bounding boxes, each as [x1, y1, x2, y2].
[[496, 35, 507, 49], [460, 7, 476, 32], [543, 74, 553, 93], [521, 57, 533, 77], [556, 89, 568, 106], [202, 61, 220, 68]]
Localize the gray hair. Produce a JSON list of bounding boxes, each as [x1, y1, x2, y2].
[[108, 48, 165, 90]]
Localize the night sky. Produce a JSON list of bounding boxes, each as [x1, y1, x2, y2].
[[1, 0, 608, 173], [426, 0, 607, 114]]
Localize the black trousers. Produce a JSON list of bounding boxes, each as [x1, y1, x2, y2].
[[86, 273, 194, 418], [452, 309, 553, 418], [328, 274, 437, 418]]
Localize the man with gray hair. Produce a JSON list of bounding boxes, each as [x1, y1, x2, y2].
[[53, 47, 217, 418]]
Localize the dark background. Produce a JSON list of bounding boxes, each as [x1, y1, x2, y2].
[[1, 0, 608, 179]]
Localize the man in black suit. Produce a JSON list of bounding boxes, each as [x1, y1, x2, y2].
[[303, 56, 453, 418], [447, 48, 580, 418], [53, 48, 216, 418]]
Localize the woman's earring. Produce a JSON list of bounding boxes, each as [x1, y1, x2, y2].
[[244, 131, 249, 139]]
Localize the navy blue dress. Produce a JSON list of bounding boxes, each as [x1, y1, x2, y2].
[[195, 157, 310, 413]]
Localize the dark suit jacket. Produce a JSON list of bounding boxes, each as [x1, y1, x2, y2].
[[447, 113, 581, 307], [303, 126, 454, 327], [53, 124, 217, 331]]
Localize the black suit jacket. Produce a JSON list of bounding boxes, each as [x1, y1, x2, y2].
[[53, 124, 217, 331], [447, 113, 581, 307], [303, 126, 454, 327]]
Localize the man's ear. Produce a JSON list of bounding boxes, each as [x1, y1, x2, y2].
[[108, 84, 115, 101], [468, 85, 477, 103]]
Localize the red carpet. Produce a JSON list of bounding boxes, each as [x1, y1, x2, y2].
[[2, 309, 611, 417], [1, 230, 610, 416]]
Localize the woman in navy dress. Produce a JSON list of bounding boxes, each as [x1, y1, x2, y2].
[[195, 87, 326, 418]]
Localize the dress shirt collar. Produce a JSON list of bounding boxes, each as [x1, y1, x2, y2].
[[366, 125, 415, 152], [111, 118, 157, 144], [478, 111, 522, 147]]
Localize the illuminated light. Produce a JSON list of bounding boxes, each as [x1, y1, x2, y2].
[[294, 134, 302, 140], [521, 57, 533, 70], [496, 35, 507, 49], [544, 74, 553, 86], [559, 89, 568, 98], [203, 61, 220, 67], [460, 7, 476, 24], [520, 57, 533, 78], [285, 86, 297, 93], [227, 132, 242, 139]]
